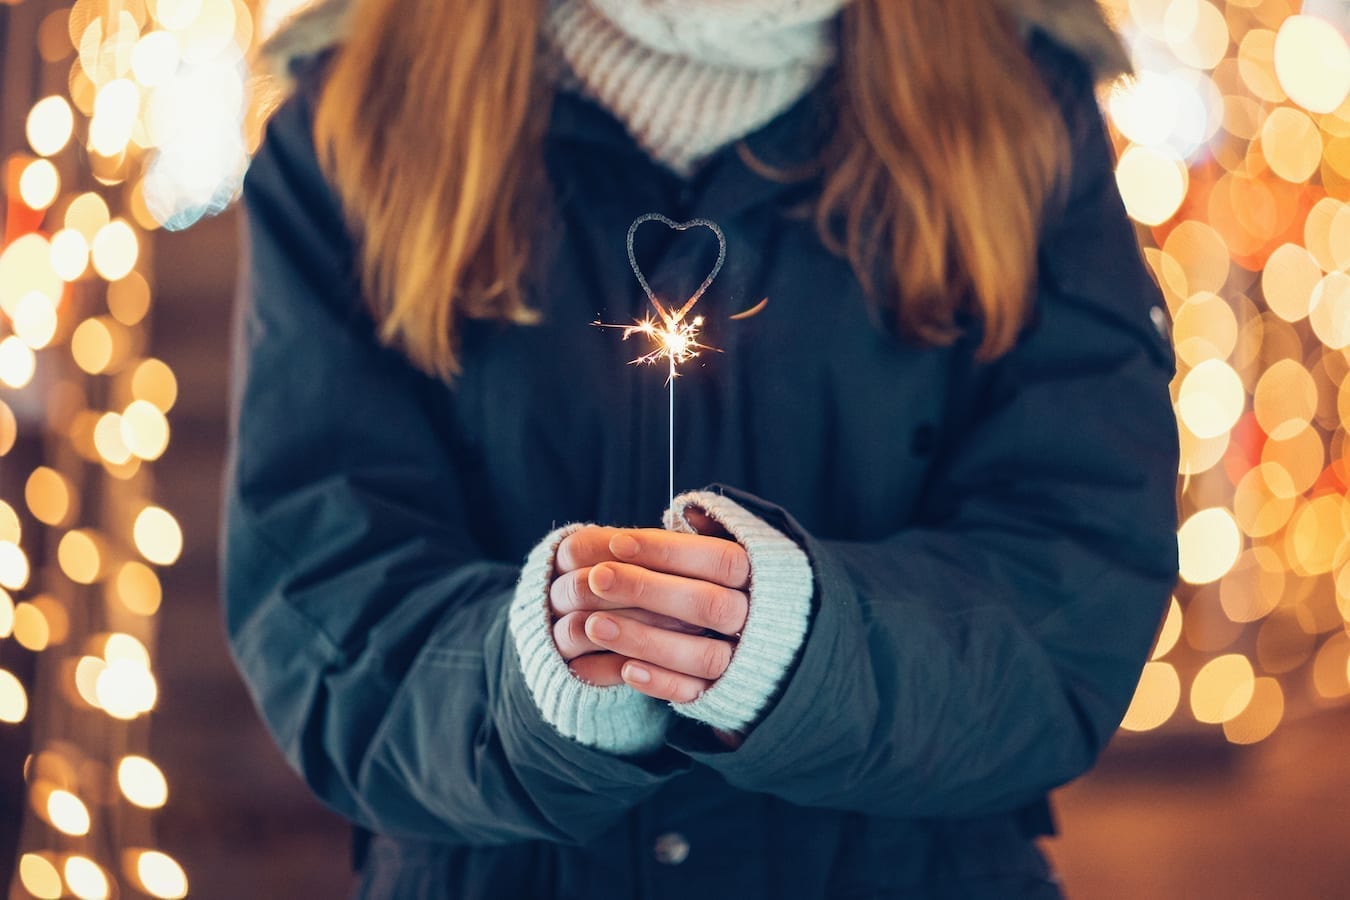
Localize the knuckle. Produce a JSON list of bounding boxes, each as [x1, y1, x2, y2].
[[559, 528, 606, 571], [569, 612, 593, 646], [549, 575, 570, 614], [625, 566, 647, 603], [565, 570, 588, 610], [656, 539, 673, 566], [697, 586, 731, 631], [699, 639, 731, 680], [631, 627, 652, 659], [716, 543, 749, 586], [552, 614, 577, 656]]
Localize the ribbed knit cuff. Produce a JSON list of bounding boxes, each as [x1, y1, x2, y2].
[[508, 523, 672, 755], [663, 491, 814, 733]]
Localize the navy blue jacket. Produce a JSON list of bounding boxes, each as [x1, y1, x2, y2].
[[222, 28, 1179, 899]]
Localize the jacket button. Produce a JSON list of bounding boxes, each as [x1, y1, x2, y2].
[[911, 423, 936, 456], [652, 831, 690, 865]]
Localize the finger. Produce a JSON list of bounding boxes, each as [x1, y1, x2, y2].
[[552, 610, 606, 662], [549, 567, 597, 617], [607, 529, 750, 590], [568, 652, 625, 687], [620, 659, 712, 704], [549, 571, 708, 635], [551, 609, 705, 661], [589, 562, 748, 635], [585, 613, 735, 681], [555, 527, 623, 573]]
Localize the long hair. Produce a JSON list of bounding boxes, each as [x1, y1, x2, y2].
[[311, 0, 1068, 381]]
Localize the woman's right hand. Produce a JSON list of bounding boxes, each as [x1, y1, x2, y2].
[[547, 526, 750, 691]]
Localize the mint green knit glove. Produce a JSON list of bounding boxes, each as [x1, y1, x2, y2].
[[508, 522, 672, 755], [662, 491, 815, 735]]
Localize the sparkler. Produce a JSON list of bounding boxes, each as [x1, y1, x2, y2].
[[595, 214, 727, 508]]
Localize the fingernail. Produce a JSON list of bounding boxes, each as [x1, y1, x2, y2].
[[590, 564, 615, 591], [624, 663, 650, 684], [610, 533, 640, 559], [589, 615, 619, 641]]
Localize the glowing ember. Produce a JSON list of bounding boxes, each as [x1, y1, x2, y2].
[[593, 313, 709, 374]]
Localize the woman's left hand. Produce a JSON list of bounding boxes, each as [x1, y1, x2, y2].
[[550, 526, 750, 704]]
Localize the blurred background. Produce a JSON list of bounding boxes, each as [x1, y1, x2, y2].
[[0, 0, 1348, 897]]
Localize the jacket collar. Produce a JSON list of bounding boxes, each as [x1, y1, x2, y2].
[[258, 0, 1131, 94], [543, 63, 833, 214]]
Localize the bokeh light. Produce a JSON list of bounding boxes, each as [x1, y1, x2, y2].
[[112, 561, 163, 616], [1191, 653, 1256, 723], [65, 191, 111, 240], [26, 467, 75, 527], [131, 358, 179, 411], [120, 400, 170, 460], [46, 789, 91, 836], [1273, 15, 1350, 114], [57, 529, 104, 585], [95, 659, 158, 719], [118, 756, 168, 808], [19, 158, 60, 210], [133, 506, 182, 565], [50, 227, 91, 281], [0, 540, 32, 591], [0, 336, 38, 389], [64, 856, 110, 900], [90, 219, 139, 281], [26, 95, 74, 156], [1117, 144, 1189, 224], [18, 853, 63, 900], [133, 850, 188, 899], [1120, 661, 1182, 731], [13, 602, 50, 652], [0, 669, 28, 724], [12, 292, 59, 350], [0, 233, 62, 319], [89, 78, 140, 157]]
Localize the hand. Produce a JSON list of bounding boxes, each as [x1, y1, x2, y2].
[[548, 523, 750, 704]]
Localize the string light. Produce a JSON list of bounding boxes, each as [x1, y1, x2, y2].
[[0, 0, 222, 888], [1104, 0, 1350, 740]]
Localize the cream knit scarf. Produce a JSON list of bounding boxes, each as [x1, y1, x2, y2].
[[546, 0, 848, 175]]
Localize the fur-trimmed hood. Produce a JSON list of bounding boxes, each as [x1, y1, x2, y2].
[[255, 0, 1130, 96]]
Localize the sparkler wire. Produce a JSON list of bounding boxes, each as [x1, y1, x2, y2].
[[598, 214, 729, 513]]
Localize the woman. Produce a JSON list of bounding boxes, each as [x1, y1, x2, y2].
[[223, 0, 1180, 896]]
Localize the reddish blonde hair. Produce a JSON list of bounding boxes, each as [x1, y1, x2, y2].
[[311, 0, 1068, 380]]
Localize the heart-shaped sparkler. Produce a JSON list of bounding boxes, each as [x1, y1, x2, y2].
[[600, 214, 738, 509], [626, 213, 727, 324]]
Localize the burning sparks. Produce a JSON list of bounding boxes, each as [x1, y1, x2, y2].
[[593, 313, 710, 374]]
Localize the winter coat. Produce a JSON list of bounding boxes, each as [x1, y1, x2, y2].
[[221, 12, 1180, 899]]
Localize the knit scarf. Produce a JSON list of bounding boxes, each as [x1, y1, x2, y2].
[[546, 0, 847, 176]]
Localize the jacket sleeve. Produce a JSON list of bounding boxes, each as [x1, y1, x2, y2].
[[221, 67, 688, 846], [665, 39, 1180, 818]]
